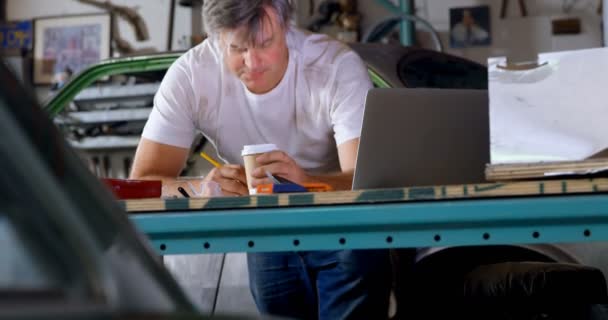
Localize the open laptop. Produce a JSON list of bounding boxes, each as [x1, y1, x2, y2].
[[352, 88, 489, 190]]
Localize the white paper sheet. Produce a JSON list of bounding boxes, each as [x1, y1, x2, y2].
[[489, 47, 608, 164]]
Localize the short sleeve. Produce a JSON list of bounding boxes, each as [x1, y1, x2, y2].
[[329, 52, 373, 146], [142, 54, 197, 148]]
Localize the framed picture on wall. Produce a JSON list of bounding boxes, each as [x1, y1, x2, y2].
[[33, 14, 111, 85], [1, 20, 33, 55], [449, 6, 492, 48]]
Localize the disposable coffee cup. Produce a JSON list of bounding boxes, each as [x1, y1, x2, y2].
[[242, 144, 278, 194]]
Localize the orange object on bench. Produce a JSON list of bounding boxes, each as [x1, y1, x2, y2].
[[301, 183, 334, 192], [256, 182, 333, 194]]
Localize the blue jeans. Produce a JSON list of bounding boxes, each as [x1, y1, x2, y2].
[[247, 250, 391, 320]]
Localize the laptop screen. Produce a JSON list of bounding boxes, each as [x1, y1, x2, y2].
[[352, 88, 489, 190]]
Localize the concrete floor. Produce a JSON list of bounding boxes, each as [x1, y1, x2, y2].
[[164, 253, 259, 317]]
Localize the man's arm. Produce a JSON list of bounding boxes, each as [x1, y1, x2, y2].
[[304, 138, 358, 190], [130, 137, 190, 183], [303, 50, 369, 190], [130, 138, 249, 197], [250, 138, 359, 191]]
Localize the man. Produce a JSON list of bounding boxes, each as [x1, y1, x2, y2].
[[130, 0, 390, 318], [451, 9, 490, 47]]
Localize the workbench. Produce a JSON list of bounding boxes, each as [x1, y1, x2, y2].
[[127, 178, 608, 256]]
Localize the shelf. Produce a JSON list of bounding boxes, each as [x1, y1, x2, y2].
[[73, 83, 160, 104], [55, 107, 152, 125], [68, 135, 140, 150]]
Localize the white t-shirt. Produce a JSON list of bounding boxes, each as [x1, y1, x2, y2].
[[143, 28, 372, 173]]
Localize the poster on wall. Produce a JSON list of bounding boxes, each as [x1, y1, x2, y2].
[[33, 14, 111, 85], [449, 5, 492, 48], [0, 21, 33, 53]]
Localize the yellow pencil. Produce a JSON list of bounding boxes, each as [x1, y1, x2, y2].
[[199, 152, 222, 168]]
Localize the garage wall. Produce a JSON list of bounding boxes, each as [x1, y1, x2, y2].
[[6, 0, 194, 52], [417, 0, 602, 63], [6, 0, 604, 65], [5, 0, 196, 100], [299, 0, 604, 64], [604, 0, 608, 46]]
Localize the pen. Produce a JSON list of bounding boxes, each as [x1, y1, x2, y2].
[[265, 170, 281, 184], [177, 186, 190, 198], [200, 151, 246, 188], [200, 152, 222, 168]]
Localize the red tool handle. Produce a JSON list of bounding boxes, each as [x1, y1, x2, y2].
[[102, 178, 162, 199]]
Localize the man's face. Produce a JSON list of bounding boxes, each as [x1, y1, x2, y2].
[[462, 10, 474, 27], [221, 6, 289, 94]]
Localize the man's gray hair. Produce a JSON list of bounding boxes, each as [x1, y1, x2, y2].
[[203, 0, 293, 45]]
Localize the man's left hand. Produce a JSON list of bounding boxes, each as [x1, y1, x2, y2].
[[250, 150, 309, 187]]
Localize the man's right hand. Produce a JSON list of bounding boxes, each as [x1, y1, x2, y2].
[[131, 138, 249, 197], [203, 164, 249, 196]]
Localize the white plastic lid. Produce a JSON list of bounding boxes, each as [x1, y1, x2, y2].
[[241, 144, 278, 156]]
